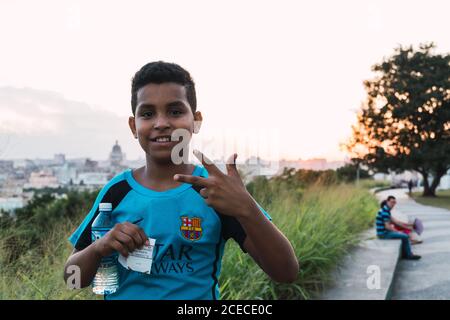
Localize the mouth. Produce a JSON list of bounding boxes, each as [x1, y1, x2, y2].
[[149, 135, 175, 144], [151, 135, 171, 142]]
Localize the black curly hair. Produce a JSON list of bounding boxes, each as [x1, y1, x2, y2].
[[131, 61, 197, 115], [380, 196, 396, 208]]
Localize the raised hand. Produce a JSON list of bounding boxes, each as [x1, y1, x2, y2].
[[174, 150, 255, 218]]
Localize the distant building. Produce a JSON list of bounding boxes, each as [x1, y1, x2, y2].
[[277, 158, 347, 174], [0, 160, 14, 172], [13, 159, 37, 170], [55, 162, 78, 185], [0, 179, 23, 197], [0, 173, 7, 184], [75, 172, 109, 186], [109, 140, 126, 166], [84, 158, 98, 171], [25, 171, 59, 189], [54, 153, 66, 165]]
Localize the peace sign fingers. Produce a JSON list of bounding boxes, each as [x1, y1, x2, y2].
[[193, 149, 224, 177]]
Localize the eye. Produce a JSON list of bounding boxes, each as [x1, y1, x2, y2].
[[169, 109, 184, 116], [141, 111, 154, 118]]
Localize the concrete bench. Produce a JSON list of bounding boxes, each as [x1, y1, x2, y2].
[[319, 229, 402, 300]]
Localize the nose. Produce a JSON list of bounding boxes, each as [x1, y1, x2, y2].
[[153, 114, 170, 130]]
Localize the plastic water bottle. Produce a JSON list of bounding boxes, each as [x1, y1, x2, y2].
[[91, 202, 119, 295]]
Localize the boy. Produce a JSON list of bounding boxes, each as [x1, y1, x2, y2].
[[63, 61, 299, 299]]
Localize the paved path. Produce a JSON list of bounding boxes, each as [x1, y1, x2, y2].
[[377, 188, 450, 299]]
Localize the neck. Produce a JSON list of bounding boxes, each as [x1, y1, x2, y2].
[[143, 155, 195, 186]]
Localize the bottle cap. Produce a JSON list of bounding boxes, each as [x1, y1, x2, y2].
[[99, 203, 112, 211]]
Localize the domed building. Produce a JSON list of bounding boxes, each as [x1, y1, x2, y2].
[[109, 140, 126, 167]]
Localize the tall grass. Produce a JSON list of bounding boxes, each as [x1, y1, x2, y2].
[[0, 190, 99, 299], [0, 217, 97, 299], [0, 180, 377, 299], [219, 183, 377, 299]]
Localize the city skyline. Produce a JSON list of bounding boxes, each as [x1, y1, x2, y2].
[[0, 137, 347, 165]]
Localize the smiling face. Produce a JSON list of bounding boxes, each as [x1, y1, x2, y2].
[[129, 82, 202, 164]]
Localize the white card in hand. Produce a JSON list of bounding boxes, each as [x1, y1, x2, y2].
[[118, 238, 156, 274]]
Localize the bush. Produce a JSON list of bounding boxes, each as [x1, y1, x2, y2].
[[336, 164, 370, 182]]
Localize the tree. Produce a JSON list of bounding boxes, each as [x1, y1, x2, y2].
[[346, 43, 450, 197]]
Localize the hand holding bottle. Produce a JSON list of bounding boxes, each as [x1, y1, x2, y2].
[[94, 221, 149, 258]]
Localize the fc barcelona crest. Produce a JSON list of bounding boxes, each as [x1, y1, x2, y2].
[[180, 216, 203, 241]]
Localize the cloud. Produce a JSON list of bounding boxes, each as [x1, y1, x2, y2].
[[0, 87, 134, 159]]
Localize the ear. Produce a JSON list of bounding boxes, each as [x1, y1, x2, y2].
[[193, 111, 203, 134], [129, 116, 137, 139]]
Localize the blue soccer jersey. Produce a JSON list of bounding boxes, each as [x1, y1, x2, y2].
[[68, 165, 272, 300]]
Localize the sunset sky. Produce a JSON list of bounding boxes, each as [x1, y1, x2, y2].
[[0, 0, 449, 162]]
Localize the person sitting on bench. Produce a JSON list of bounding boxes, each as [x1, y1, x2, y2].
[[376, 196, 421, 260]]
